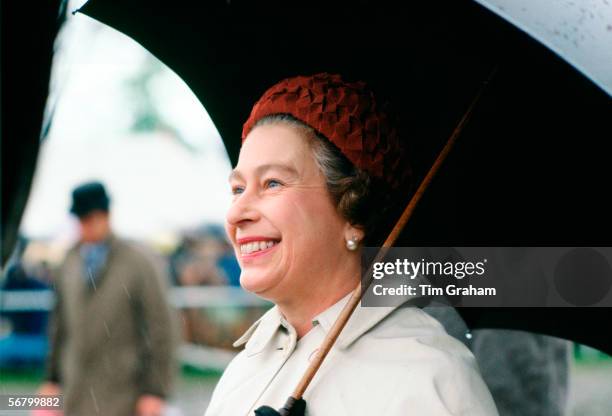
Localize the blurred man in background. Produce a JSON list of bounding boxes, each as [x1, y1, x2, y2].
[[40, 181, 176, 416]]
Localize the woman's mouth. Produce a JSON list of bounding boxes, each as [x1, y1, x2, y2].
[[238, 239, 280, 258], [240, 240, 277, 254]]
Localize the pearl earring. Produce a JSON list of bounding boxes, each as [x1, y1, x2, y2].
[[346, 237, 359, 251]]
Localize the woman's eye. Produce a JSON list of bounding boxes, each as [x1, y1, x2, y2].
[[265, 179, 283, 189], [231, 185, 245, 195]]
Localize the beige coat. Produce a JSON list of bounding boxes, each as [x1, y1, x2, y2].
[[205, 295, 498, 415], [47, 235, 176, 416]]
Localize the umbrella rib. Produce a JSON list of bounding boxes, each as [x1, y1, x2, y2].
[[281, 65, 499, 414]]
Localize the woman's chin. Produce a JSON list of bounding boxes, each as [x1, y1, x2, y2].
[[239, 273, 277, 297]]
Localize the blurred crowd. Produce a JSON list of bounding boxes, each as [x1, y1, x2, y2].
[[168, 224, 240, 287], [0, 224, 246, 371]]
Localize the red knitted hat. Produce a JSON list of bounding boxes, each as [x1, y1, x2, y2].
[[242, 73, 410, 190]]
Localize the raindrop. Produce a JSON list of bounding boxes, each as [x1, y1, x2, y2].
[[90, 387, 100, 414], [122, 284, 131, 299], [88, 269, 97, 291], [103, 321, 111, 338]]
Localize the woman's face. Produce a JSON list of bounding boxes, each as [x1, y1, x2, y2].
[[226, 123, 359, 302]]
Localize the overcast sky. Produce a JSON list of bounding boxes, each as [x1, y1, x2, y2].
[[20, 10, 232, 245]]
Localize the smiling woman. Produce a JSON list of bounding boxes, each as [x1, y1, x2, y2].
[[226, 122, 361, 324], [205, 73, 499, 416]]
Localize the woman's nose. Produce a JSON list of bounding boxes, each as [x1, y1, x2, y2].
[[226, 189, 260, 227]]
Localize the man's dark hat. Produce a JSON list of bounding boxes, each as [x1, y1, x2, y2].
[[70, 181, 110, 217]]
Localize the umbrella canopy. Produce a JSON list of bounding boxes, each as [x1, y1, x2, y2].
[[2, 1, 64, 264], [70, 0, 612, 354]]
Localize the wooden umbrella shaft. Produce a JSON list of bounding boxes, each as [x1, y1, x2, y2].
[[287, 67, 497, 406]]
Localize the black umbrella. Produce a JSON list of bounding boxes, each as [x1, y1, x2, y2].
[[76, 0, 612, 354], [1, 1, 65, 264], [75, 1, 612, 353]]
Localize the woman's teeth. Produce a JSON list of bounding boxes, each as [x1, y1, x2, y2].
[[240, 240, 277, 254]]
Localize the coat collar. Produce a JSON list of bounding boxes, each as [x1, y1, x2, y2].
[[233, 290, 422, 354], [232, 306, 284, 355], [74, 232, 119, 253]]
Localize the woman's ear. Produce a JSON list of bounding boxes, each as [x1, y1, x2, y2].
[[343, 223, 365, 245]]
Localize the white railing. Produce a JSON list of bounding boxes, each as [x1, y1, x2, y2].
[[0, 287, 269, 371], [0, 287, 270, 311]]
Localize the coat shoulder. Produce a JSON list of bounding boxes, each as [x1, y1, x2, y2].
[[107, 238, 170, 291], [353, 306, 477, 368], [335, 307, 499, 415], [112, 238, 164, 269]]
